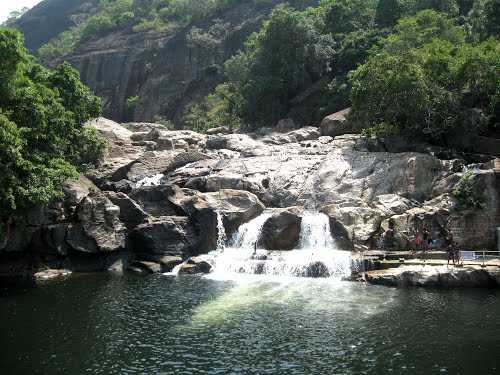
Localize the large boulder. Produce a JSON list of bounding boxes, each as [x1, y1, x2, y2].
[[66, 193, 126, 253], [104, 191, 150, 229], [166, 186, 218, 252], [88, 117, 133, 144], [322, 204, 384, 246], [129, 185, 181, 218], [204, 189, 265, 235], [320, 108, 352, 137], [259, 209, 302, 250], [127, 217, 197, 257]]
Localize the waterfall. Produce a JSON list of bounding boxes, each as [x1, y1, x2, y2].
[[299, 212, 335, 250], [216, 211, 227, 250], [229, 212, 273, 249], [208, 211, 353, 279]]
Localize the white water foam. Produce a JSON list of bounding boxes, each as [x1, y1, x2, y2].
[[208, 211, 353, 279]]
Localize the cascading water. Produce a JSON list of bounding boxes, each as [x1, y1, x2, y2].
[[216, 211, 227, 251], [208, 211, 353, 279]]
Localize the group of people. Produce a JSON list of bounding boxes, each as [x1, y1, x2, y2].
[[381, 223, 461, 266], [415, 227, 460, 266]]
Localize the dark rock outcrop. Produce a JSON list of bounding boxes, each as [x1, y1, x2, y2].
[[127, 217, 197, 257], [259, 209, 302, 250]]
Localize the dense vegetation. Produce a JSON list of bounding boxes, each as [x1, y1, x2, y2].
[[37, 0, 262, 60], [0, 28, 104, 219], [185, 0, 499, 143]]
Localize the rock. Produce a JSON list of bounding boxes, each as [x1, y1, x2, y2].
[[259, 209, 302, 250], [129, 261, 162, 274], [372, 194, 415, 216], [34, 269, 72, 282], [206, 126, 231, 135], [62, 176, 98, 208], [365, 266, 499, 288], [104, 191, 150, 229], [156, 136, 174, 151], [178, 257, 212, 275], [320, 108, 352, 137], [66, 193, 126, 253], [206, 134, 270, 157], [166, 186, 218, 252], [185, 175, 263, 196], [322, 205, 383, 245], [127, 217, 197, 256], [88, 117, 133, 144], [303, 261, 330, 278], [275, 118, 296, 133], [129, 185, 181, 218], [204, 189, 265, 235], [125, 150, 208, 183]]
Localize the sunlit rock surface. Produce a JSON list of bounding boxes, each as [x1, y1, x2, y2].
[[1, 119, 499, 281]]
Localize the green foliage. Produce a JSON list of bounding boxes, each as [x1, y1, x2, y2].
[[37, 0, 243, 59], [452, 170, 487, 210], [349, 10, 500, 142], [0, 28, 104, 219], [184, 84, 241, 132], [125, 95, 140, 121]]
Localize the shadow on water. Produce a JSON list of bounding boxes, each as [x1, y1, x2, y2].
[[0, 273, 499, 374]]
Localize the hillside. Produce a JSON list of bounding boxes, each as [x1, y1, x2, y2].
[[12, 0, 318, 125]]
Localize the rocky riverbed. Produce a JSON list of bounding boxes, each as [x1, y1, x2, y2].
[[0, 116, 499, 287]]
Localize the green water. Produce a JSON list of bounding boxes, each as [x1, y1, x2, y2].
[[1, 274, 499, 375]]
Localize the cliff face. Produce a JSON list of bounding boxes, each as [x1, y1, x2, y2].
[[15, 0, 317, 126]]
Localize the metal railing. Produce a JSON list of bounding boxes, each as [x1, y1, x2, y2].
[[459, 250, 500, 268]]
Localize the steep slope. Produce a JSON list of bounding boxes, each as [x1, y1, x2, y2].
[[12, 0, 98, 52], [14, 0, 318, 125]]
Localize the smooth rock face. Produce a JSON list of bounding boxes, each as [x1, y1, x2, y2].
[[259, 210, 302, 250]]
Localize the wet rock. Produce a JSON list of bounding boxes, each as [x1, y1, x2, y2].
[[127, 217, 197, 256], [303, 262, 330, 278], [128, 261, 162, 274], [34, 269, 72, 282], [259, 209, 302, 250], [178, 257, 212, 275], [204, 189, 265, 235]]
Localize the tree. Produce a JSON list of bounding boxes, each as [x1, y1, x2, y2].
[[484, 0, 500, 36], [349, 11, 500, 144], [375, 0, 402, 28], [0, 28, 105, 219]]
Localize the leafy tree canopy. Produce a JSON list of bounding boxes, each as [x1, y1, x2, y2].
[[0, 28, 104, 219]]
